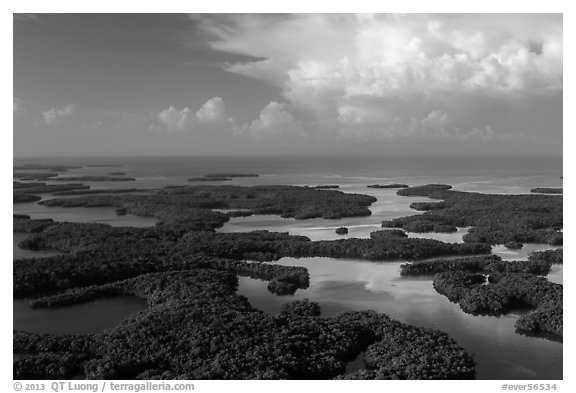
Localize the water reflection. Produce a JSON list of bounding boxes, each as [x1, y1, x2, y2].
[[492, 244, 561, 260], [237, 257, 562, 380], [407, 227, 469, 243], [218, 188, 438, 241], [14, 296, 147, 335], [547, 265, 563, 284], [14, 202, 157, 228]]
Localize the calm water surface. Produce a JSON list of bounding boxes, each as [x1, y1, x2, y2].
[[237, 257, 562, 380], [14, 155, 562, 193], [13, 296, 147, 335], [13, 201, 158, 228]]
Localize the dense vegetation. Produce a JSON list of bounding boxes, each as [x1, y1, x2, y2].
[[13, 194, 478, 380], [315, 185, 340, 189], [397, 184, 453, 195], [299, 236, 488, 260], [14, 231, 311, 299], [51, 176, 136, 182], [13, 180, 563, 378], [504, 241, 523, 249], [188, 177, 232, 182], [13, 181, 92, 204], [340, 318, 474, 379], [14, 164, 81, 171], [17, 221, 490, 263], [14, 182, 89, 196], [389, 184, 563, 342], [39, 197, 230, 233], [14, 268, 475, 380], [530, 188, 562, 194], [385, 219, 457, 233], [13, 194, 41, 204], [13, 215, 54, 233], [433, 271, 562, 341], [400, 255, 552, 276], [53, 188, 152, 196], [528, 249, 563, 265], [13, 173, 59, 180], [381, 184, 562, 245], [189, 173, 259, 182], [367, 184, 409, 189], [205, 173, 259, 178], [40, 185, 378, 222], [409, 201, 447, 211]]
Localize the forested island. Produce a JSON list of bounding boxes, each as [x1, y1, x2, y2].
[[14, 164, 82, 171], [189, 173, 259, 182], [530, 188, 562, 194], [12, 181, 563, 379], [38, 185, 378, 225], [50, 176, 136, 182], [13, 217, 477, 379], [13, 194, 41, 204], [14, 172, 59, 181], [382, 184, 562, 246], [188, 176, 232, 182], [401, 253, 562, 340], [367, 184, 409, 189], [434, 271, 562, 340], [13, 181, 88, 203]]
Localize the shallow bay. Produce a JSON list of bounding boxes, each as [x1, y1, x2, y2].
[[13, 296, 148, 335], [238, 257, 562, 380]]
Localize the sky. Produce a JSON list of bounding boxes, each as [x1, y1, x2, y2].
[[13, 13, 563, 157]]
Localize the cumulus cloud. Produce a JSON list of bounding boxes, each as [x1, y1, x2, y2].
[[242, 101, 303, 139], [416, 110, 451, 137], [195, 96, 227, 123], [14, 97, 24, 113], [156, 97, 236, 132], [192, 14, 562, 140], [157, 106, 194, 131], [195, 14, 561, 95], [43, 104, 75, 126], [334, 108, 497, 142], [464, 126, 495, 141]]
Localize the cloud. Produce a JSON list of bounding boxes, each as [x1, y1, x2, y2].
[[193, 14, 562, 141], [333, 107, 497, 142], [197, 14, 562, 96], [14, 97, 25, 113], [155, 97, 237, 132], [195, 96, 227, 123], [416, 110, 451, 137], [242, 101, 303, 139], [43, 104, 75, 126], [157, 106, 194, 131], [464, 126, 496, 141]]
